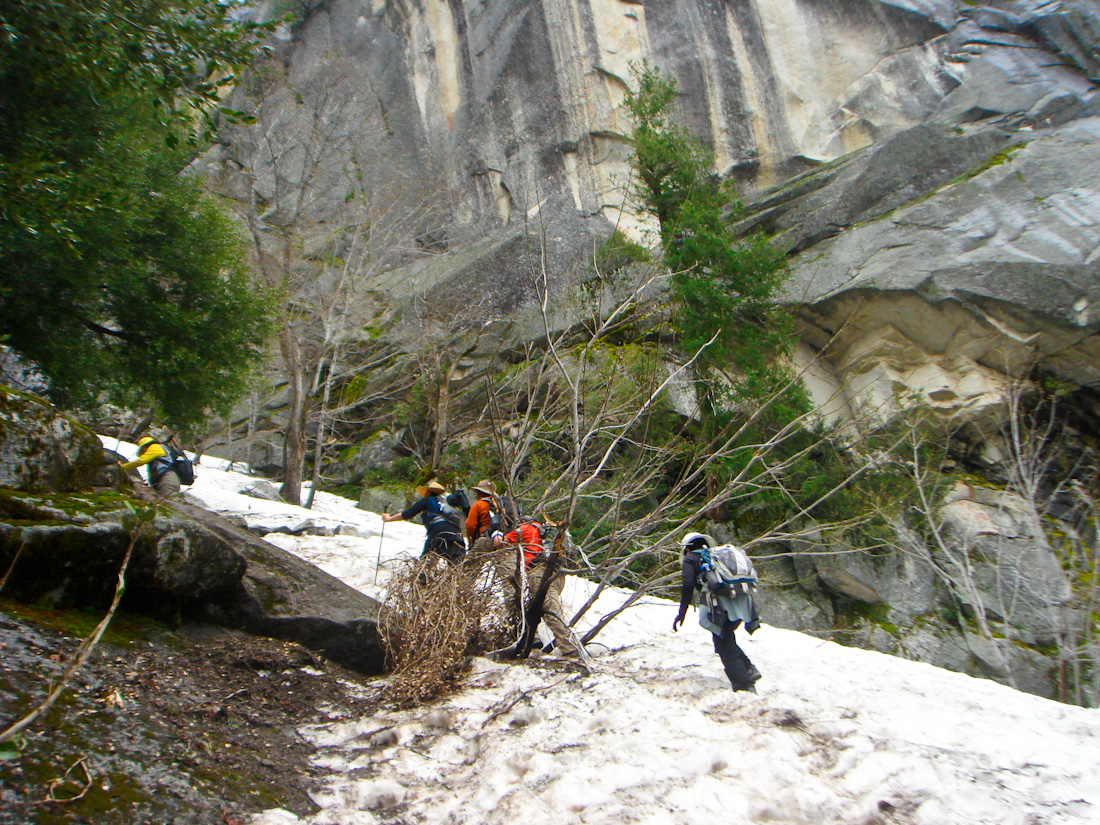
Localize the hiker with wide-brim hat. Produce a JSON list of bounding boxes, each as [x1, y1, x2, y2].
[[465, 479, 499, 544], [382, 480, 466, 563]]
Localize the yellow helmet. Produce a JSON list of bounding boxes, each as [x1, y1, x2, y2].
[[137, 436, 155, 446]]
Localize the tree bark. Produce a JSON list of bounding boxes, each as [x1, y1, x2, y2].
[[279, 323, 307, 506], [431, 361, 455, 469], [305, 346, 338, 510]]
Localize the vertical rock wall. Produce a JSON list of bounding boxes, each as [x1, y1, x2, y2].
[[236, 0, 972, 241]]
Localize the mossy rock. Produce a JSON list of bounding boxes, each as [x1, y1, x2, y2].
[[0, 384, 105, 493]]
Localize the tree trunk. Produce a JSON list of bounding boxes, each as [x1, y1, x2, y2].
[[431, 361, 455, 469], [280, 323, 307, 506], [305, 346, 338, 510], [246, 390, 257, 475], [129, 410, 157, 443]]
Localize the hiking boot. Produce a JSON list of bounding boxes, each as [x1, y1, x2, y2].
[[745, 663, 762, 683]]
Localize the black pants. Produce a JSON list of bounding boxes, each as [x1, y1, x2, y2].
[[424, 531, 466, 564], [713, 619, 758, 691]]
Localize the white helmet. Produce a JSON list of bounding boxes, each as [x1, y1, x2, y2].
[[680, 532, 716, 549]]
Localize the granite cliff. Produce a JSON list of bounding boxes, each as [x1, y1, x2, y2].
[[194, 0, 1100, 700]]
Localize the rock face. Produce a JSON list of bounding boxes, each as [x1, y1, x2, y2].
[[211, 0, 1100, 428], [200, 0, 1100, 700], [226, 0, 1097, 246], [781, 118, 1100, 432], [0, 387, 103, 492], [0, 493, 385, 674], [0, 388, 385, 675]]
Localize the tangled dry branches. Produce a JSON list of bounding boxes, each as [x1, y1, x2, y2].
[[380, 548, 521, 706]]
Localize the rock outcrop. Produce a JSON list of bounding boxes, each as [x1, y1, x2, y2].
[[0, 389, 384, 675], [779, 117, 1100, 433], [0, 386, 104, 493]]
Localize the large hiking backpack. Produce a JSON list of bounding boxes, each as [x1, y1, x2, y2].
[[446, 488, 471, 515], [699, 544, 757, 597], [140, 441, 195, 486], [165, 445, 196, 486], [427, 494, 464, 534], [425, 495, 465, 562], [488, 494, 521, 534]]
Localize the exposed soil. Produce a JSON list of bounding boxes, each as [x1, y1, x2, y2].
[[0, 604, 382, 825]]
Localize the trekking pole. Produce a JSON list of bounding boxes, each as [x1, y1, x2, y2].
[[373, 520, 386, 586]]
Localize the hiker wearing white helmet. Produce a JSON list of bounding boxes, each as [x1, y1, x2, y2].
[[673, 532, 761, 693]]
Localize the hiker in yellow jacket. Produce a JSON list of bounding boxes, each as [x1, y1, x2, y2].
[[119, 437, 180, 496]]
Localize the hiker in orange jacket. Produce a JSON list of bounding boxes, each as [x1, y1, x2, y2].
[[466, 479, 497, 545]]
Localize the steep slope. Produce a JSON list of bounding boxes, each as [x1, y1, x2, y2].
[[171, 459, 1100, 825]]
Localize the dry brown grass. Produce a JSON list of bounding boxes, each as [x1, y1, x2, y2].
[[379, 548, 522, 706]]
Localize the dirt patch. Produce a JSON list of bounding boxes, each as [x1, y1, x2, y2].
[[0, 606, 382, 825]]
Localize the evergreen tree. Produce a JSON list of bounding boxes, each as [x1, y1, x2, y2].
[[0, 0, 273, 435], [625, 61, 816, 524], [624, 61, 794, 399]]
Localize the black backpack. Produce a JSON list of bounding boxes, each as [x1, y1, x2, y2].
[[446, 488, 471, 515], [165, 445, 196, 486], [488, 494, 521, 534], [139, 440, 195, 486]]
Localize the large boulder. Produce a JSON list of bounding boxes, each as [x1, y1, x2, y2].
[[0, 492, 385, 675], [176, 502, 384, 674], [0, 383, 385, 675], [0, 387, 104, 492], [0, 492, 247, 614]]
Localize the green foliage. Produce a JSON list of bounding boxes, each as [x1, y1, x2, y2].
[[593, 229, 650, 274], [1, 1, 269, 141], [356, 455, 419, 491], [121, 500, 159, 535], [391, 373, 436, 440], [623, 61, 794, 396], [440, 441, 500, 490], [0, 1, 275, 436]]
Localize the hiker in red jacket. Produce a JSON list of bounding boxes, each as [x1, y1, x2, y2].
[[496, 521, 580, 658]]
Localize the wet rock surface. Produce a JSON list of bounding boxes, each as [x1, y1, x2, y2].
[[0, 607, 381, 825]]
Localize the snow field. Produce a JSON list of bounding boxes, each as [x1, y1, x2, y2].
[[101, 439, 1100, 824]]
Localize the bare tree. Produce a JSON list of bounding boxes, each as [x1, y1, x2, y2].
[[301, 168, 450, 507], [472, 219, 880, 652]]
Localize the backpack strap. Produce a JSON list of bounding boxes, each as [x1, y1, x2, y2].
[[426, 495, 462, 535], [696, 547, 713, 588]]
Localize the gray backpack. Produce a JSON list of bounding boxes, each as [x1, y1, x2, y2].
[[699, 544, 758, 596], [427, 495, 463, 534]]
